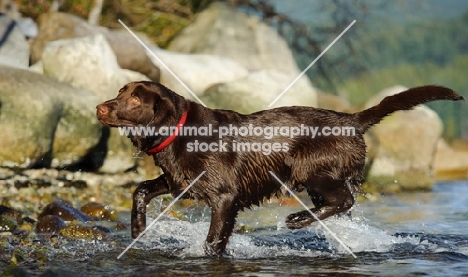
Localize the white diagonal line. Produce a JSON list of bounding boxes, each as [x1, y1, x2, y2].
[[268, 20, 356, 108], [268, 171, 357, 258], [117, 171, 206, 259], [118, 19, 207, 107]]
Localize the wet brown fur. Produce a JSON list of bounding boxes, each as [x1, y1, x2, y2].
[[96, 81, 463, 256]]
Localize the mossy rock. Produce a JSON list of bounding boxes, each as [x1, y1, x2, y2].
[[58, 224, 106, 240]]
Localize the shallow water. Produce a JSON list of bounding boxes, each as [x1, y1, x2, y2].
[[9, 181, 468, 276]]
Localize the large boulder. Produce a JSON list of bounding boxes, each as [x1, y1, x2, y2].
[[42, 34, 128, 101], [201, 70, 317, 113], [0, 14, 29, 69], [0, 66, 102, 168], [31, 12, 160, 81], [364, 86, 443, 192], [169, 2, 300, 74], [167, 2, 318, 108], [144, 45, 248, 99], [41, 34, 146, 172]]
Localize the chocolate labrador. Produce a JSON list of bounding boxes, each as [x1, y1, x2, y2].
[[96, 81, 462, 256]]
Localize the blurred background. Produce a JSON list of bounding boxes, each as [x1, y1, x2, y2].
[[1, 0, 466, 187], [1, 2, 468, 275], [14, 0, 468, 138]]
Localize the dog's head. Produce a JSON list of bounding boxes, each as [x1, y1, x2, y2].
[[96, 81, 183, 128]]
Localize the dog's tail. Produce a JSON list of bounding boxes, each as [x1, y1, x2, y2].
[[354, 85, 464, 132]]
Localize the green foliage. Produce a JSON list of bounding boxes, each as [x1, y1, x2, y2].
[[135, 13, 188, 48], [17, 0, 218, 47], [17, 0, 90, 20], [387, 22, 456, 66], [316, 9, 468, 138], [310, 8, 468, 93]]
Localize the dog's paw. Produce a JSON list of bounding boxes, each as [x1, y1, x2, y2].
[[203, 242, 225, 257], [285, 211, 314, 229]]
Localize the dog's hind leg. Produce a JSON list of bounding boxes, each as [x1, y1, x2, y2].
[[131, 175, 170, 238], [285, 179, 356, 230]]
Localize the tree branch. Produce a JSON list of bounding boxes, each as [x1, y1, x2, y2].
[[88, 0, 104, 26]]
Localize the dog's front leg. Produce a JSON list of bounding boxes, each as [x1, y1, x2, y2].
[[204, 194, 239, 256], [131, 175, 170, 238]]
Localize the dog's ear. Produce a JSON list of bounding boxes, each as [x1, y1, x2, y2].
[[150, 83, 178, 116], [135, 82, 182, 126]]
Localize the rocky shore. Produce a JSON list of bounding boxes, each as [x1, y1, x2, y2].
[[1, 2, 468, 271]]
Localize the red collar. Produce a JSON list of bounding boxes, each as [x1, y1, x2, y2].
[[146, 109, 188, 154]]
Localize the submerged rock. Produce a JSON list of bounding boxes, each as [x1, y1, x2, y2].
[[38, 200, 92, 222], [0, 265, 30, 277], [35, 215, 66, 234], [58, 224, 106, 240], [0, 215, 17, 232], [80, 202, 119, 221], [0, 205, 22, 225]]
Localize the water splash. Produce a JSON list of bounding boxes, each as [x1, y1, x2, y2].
[[313, 216, 421, 253], [134, 214, 422, 259]]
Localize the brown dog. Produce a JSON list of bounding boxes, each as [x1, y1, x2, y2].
[[96, 81, 462, 256]]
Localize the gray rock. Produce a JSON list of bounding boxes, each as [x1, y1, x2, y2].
[[28, 60, 43, 74], [99, 128, 139, 173], [106, 29, 160, 82], [121, 68, 151, 83], [0, 66, 102, 168], [201, 70, 317, 113], [15, 17, 38, 38], [168, 2, 318, 108], [51, 89, 103, 168], [0, 14, 29, 69], [144, 46, 248, 99], [41, 34, 145, 172], [42, 33, 128, 101], [169, 2, 300, 75], [364, 86, 443, 192], [31, 12, 160, 81]]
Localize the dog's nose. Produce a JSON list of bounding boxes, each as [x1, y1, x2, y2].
[[96, 104, 109, 115]]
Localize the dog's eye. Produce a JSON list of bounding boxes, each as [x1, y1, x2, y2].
[[129, 96, 140, 104]]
